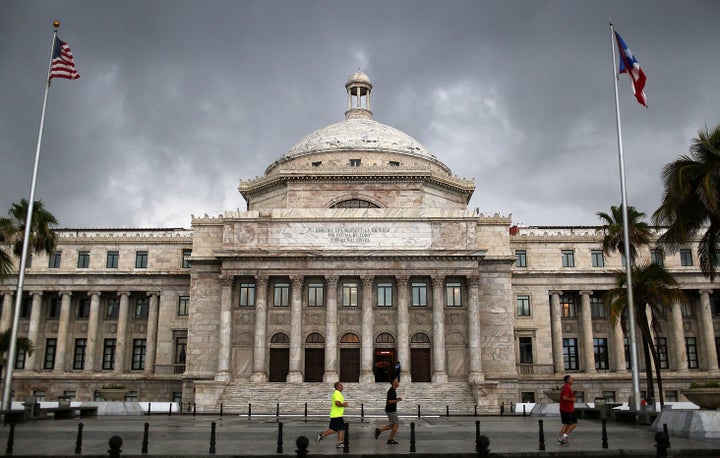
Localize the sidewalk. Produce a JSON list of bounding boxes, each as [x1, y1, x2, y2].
[[1, 413, 718, 456]]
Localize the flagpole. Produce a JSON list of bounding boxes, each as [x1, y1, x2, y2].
[[1, 21, 61, 412], [610, 21, 641, 412]]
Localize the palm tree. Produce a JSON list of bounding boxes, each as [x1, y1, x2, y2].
[[0, 199, 58, 278], [653, 125, 720, 281], [604, 263, 685, 406], [0, 328, 34, 386], [597, 205, 652, 263]]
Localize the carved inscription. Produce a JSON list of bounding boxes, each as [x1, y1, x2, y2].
[[267, 222, 432, 248]]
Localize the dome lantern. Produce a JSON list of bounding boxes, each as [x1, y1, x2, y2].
[[345, 71, 372, 120]]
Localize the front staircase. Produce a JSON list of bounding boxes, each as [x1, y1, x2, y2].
[[217, 382, 480, 416]]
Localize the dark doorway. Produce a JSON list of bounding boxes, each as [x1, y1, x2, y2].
[[374, 349, 396, 382], [304, 348, 324, 382], [339, 348, 360, 382], [410, 348, 431, 382], [269, 348, 289, 382]]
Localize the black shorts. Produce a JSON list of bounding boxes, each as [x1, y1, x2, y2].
[[560, 412, 577, 425], [328, 417, 345, 431]]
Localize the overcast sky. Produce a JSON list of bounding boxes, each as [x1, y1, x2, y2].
[[1, 1, 718, 230]]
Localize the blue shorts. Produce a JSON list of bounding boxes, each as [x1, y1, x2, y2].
[[328, 417, 345, 431]]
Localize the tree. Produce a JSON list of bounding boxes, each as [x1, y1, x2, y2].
[[0, 328, 34, 387], [604, 263, 685, 406], [597, 205, 652, 263], [653, 125, 720, 281], [0, 199, 58, 278]]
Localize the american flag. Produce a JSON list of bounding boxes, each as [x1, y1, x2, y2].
[[49, 36, 79, 80]]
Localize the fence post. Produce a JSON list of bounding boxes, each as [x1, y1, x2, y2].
[[248, 403, 252, 419], [342, 422, 349, 453], [209, 421, 216, 454], [75, 422, 83, 454], [475, 420, 480, 452], [147, 402, 151, 416], [276, 402, 280, 419], [295, 436, 309, 458], [446, 405, 450, 417], [220, 403, 223, 417], [655, 431, 670, 458], [193, 403, 196, 417], [304, 403, 307, 423], [478, 435, 490, 457], [417, 404, 420, 418], [474, 403, 478, 417], [276, 422, 283, 453], [522, 404, 526, 417], [410, 422, 416, 452], [538, 419, 545, 451], [142, 422, 149, 454], [500, 403, 504, 417], [361, 403, 364, 423], [601, 419, 608, 449], [108, 435, 123, 458], [168, 403, 172, 416], [663, 423, 671, 449], [6, 423, 14, 455]]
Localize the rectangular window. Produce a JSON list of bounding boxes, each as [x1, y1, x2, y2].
[[48, 251, 62, 268], [377, 283, 393, 307], [716, 337, 720, 368], [132, 339, 146, 370], [563, 338, 578, 370], [519, 336, 533, 364], [106, 251, 119, 268], [26, 254, 32, 268], [20, 295, 31, 319], [181, 249, 191, 268], [77, 251, 90, 268], [591, 250, 604, 267], [655, 337, 669, 369], [411, 282, 427, 307], [73, 338, 87, 370], [135, 251, 148, 268], [521, 392, 535, 403], [135, 297, 149, 319], [177, 295, 189, 316], [102, 338, 116, 370], [591, 296, 606, 318], [106, 297, 119, 319], [175, 335, 187, 372], [445, 282, 462, 307], [650, 248, 664, 266], [602, 391, 616, 403], [686, 337, 698, 368], [516, 295, 531, 316], [349, 158, 361, 166], [43, 338, 57, 370], [77, 297, 90, 318], [15, 348, 26, 369], [561, 295, 577, 318], [342, 282, 358, 307], [624, 337, 632, 370], [308, 283, 324, 307], [681, 301, 694, 317], [711, 295, 720, 316], [561, 250, 575, 267], [239, 283, 256, 307], [273, 283, 290, 307], [515, 250, 527, 268], [680, 249, 693, 266], [48, 296, 61, 319], [312, 161, 322, 167], [666, 390, 678, 402], [594, 338, 609, 370], [63, 391, 76, 401]]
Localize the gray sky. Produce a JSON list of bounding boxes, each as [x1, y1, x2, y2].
[[1, 0, 718, 229]]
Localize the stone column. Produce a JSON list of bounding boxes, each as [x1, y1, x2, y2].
[[84, 292, 102, 372], [144, 292, 160, 375], [251, 276, 269, 382], [396, 276, 411, 383], [467, 276, 484, 383], [114, 292, 130, 373], [611, 320, 626, 372], [431, 275, 447, 383], [0, 292, 13, 332], [323, 276, 339, 382], [26, 291, 43, 371], [286, 276, 304, 383], [670, 300, 688, 372], [580, 291, 596, 373], [360, 275, 375, 383], [216, 277, 233, 381], [549, 291, 565, 374], [54, 292, 72, 372], [698, 290, 719, 372]]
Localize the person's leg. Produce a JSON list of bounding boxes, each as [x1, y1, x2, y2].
[[388, 422, 399, 440]]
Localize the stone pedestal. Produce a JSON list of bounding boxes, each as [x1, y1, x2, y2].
[[654, 410, 720, 440]]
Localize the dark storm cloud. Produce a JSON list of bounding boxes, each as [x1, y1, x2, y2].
[[1, 0, 718, 228]]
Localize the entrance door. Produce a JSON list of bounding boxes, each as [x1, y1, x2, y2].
[[269, 348, 289, 382], [304, 348, 324, 382], [339, 348, 360, 382], [373, 349, 395, 383], [410, 348, 431, 382]]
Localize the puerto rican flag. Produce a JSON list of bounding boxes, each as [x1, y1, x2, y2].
[[615, 31, 647, 107]]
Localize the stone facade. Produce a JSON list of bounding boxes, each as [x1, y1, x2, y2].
[[0, 73, 718, 411]]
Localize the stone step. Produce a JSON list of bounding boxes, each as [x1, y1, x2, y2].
[[218, 382, 478, 416]]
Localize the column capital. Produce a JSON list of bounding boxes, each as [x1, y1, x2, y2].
[[549, 290, 563, 297], [255, 275, 268, 288], [467, 275, 480, 287], [146, 291, 161, 298], [59, 291, 72, 298], [117, 291, 131, 298], [395, 275, 409, 287], [360, 275, 374, 285], [220, 275, 234, 287], [88, 291, 102, 297], [431, 275, 444, 287], [290, 276, 304, 288], [579, 290, 593, 297], [699, 289, 714, 296], [325, 276, 339, 288]]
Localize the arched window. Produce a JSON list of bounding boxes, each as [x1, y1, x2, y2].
[[340, 333, 360, 343], [306, 332, 325, 343], [376, 332, 395, 343], [411, 332, 430, 344], [270, 332, 290, 344], [330, 199, 379, 208]]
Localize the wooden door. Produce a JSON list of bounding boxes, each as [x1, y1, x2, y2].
[[339, 348, 360, 382], [304, 348, 324, 382], [410, 348, 431, 382], [269, 348, 289, 382]]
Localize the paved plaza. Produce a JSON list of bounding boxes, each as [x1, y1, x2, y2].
[[1, 412, 719, 457]]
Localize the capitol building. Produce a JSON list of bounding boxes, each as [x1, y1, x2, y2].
[[1, 72, 718, 412]]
